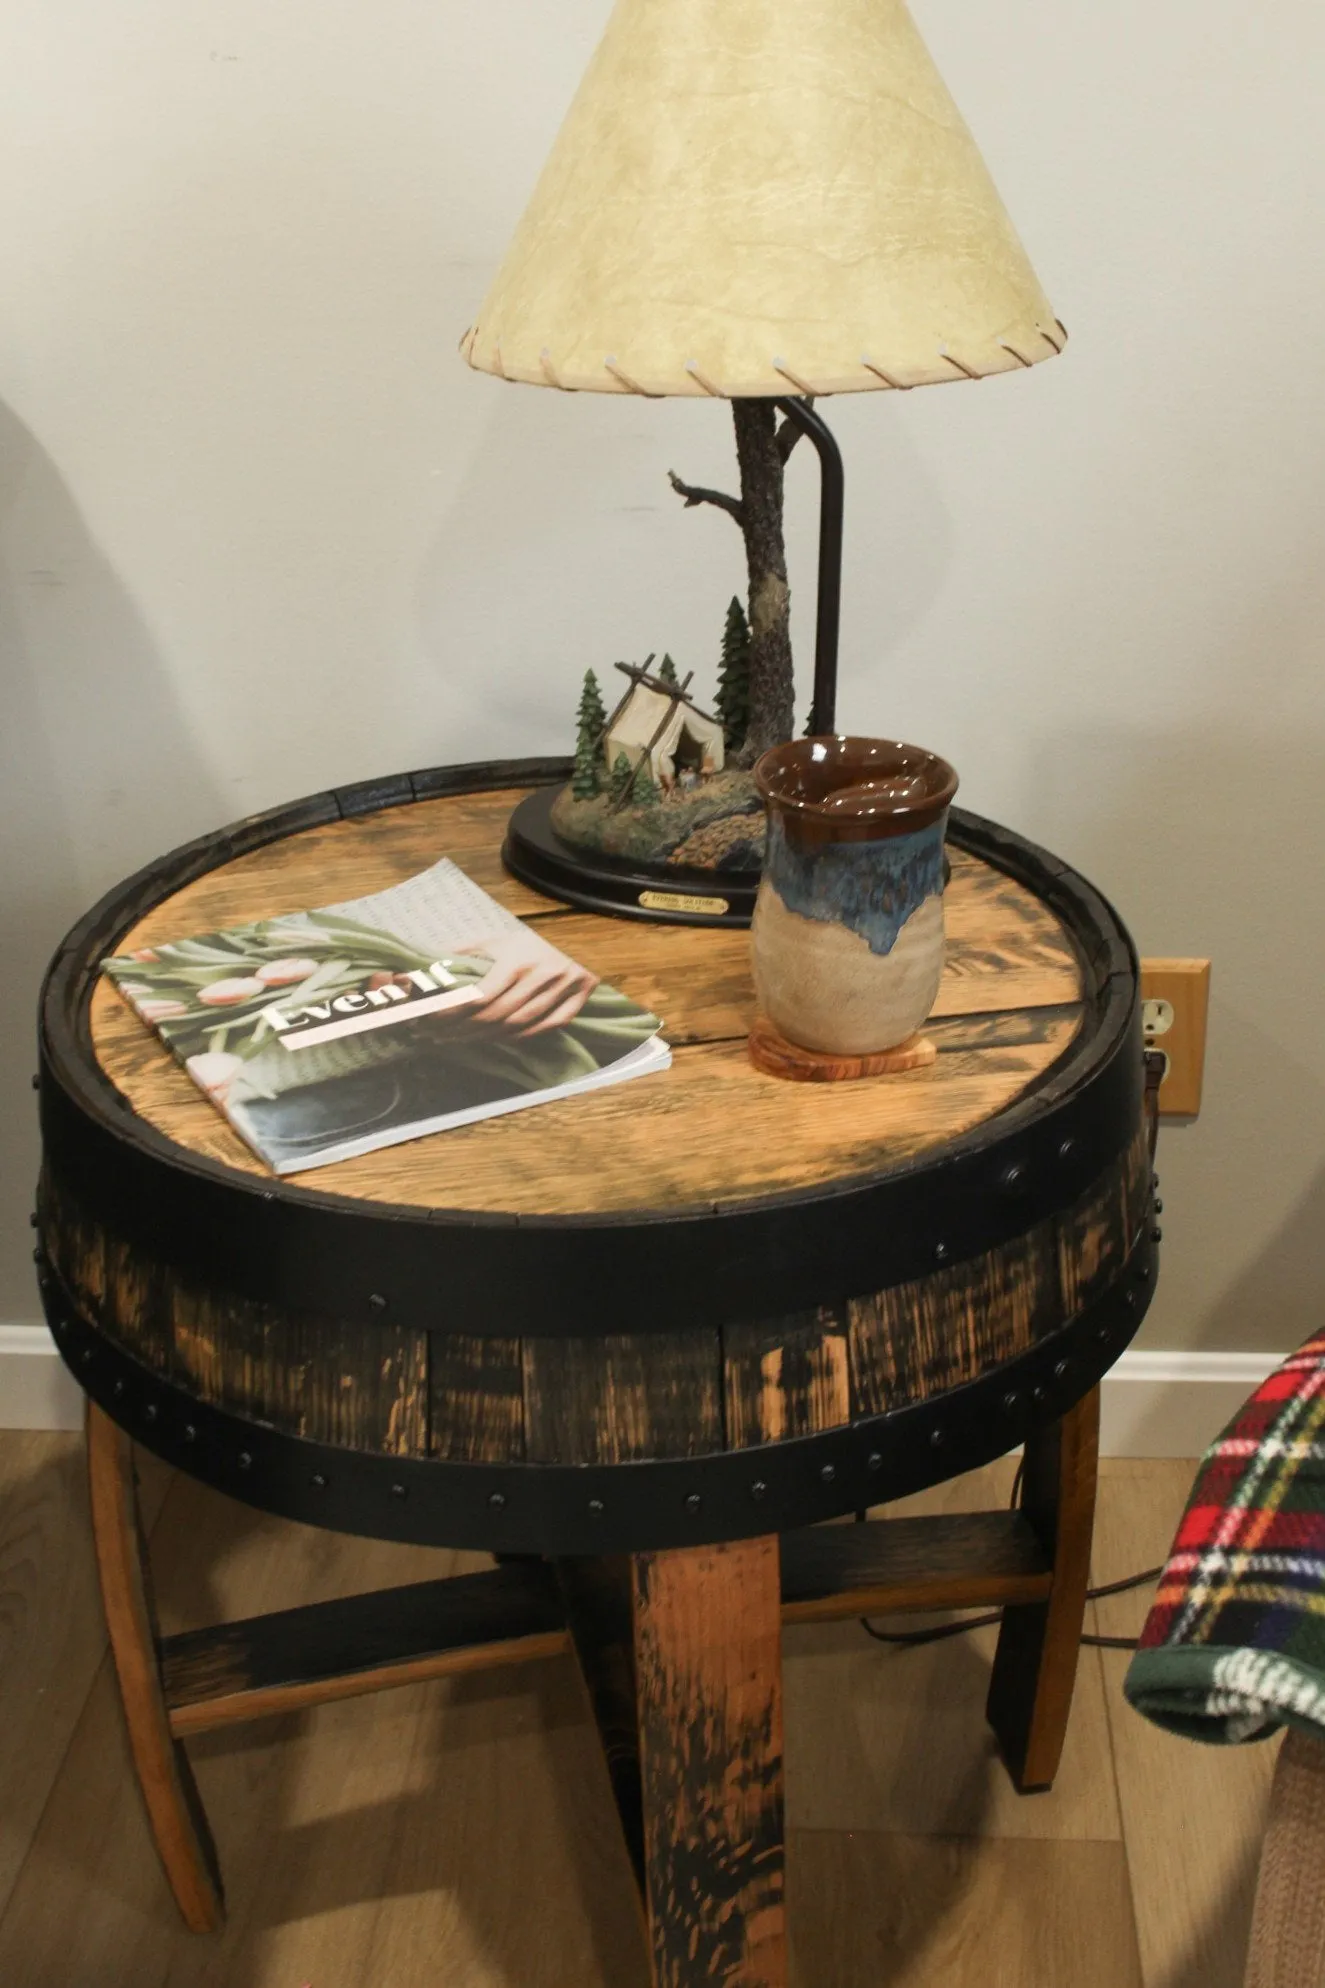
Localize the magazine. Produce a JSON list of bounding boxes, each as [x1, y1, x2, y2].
[[103, 859, 669, 1174]]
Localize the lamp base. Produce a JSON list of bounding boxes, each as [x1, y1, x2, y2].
[[503, 785, 758, 927]]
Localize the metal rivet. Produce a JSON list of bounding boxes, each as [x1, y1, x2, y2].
[[1033, 1384, 1047, 1404], [238, 1452, 252, 1470], [488, 1491, 507, 1512], [929, 1428, 944, 1449], [31, 1247, 41, 1264], [369, 1293, 388, 1311], [112, 1380, 125, 1398], [685, 1492, 702, 1514], [1153, 1198, 1164, 1215], [1097, 1324, 1111, 1342], [312, 1472, 328, 1490], [183, 1424, 196, 1443], [30, 1073, 39, 1090], [81, 1347, 94, 1364], [1054, 1360, 1069, 1380], [820, 1463, 836, 1485], [1003, 1163, 1025, 1190], [144, 1403, 158, 1423], [1123, 1290, 1137, 1311], [1152, 1173, 1160, 1190], [588, 1497, 605, 1517], [934, 1241, 950, 1263], [1003, 1390, 1019, 1412], [867, 1451, 883, 1472], [29, 1211, 39, 1228], [389, 1481, 407, 1499], [1136, 1264, 1151, 1282], [1151, 1225, 1163, 1244], [751, 1480, 768, 1501], [1059, 1137, 1076, 1162]]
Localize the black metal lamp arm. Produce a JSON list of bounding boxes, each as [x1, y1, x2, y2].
[[774, 396, 845, 737]]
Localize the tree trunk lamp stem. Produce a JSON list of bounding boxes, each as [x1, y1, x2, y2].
[[730, 400, 796, 758], [774, 396, 844, 738], [669, 396, 846, 755]]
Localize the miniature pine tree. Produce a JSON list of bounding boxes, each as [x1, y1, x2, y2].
[[571, 669, 607, 799], [633, 758, 660, 805], [610, 750, 635, 803], [656, 653, 680, 687], [715, 596, 751, 753]]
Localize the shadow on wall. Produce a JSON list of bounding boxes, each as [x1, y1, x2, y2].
[[0, 401, 225, 1325], [1195, 1164, 1325, 1360], [1022, 721, 1325, 1357], [414, 383, 743, 759]]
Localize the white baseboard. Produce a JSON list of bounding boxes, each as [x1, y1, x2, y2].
[[0, 1325, 84, 1431], [0, 1324, 1288, 1456], [1098, 1349, 1284, 1458]]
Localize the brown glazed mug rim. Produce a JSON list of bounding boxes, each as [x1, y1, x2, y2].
[[754, 735, 959, 835]]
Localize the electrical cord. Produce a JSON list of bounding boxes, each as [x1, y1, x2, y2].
[[855, 1474, 1164, 1652], [857, 1561, 1163, 1651]]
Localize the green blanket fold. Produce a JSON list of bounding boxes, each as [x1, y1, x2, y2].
[[1124, 1330, 1325, 1746]]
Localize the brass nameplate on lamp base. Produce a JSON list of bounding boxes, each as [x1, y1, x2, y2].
[[747, 1015, 938, 1084], [638, 889, 730, 918]]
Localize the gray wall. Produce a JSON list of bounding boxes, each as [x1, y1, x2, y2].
[[3, 1, 1323, 1354]]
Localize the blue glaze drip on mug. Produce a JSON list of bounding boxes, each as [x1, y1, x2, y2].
[[765, 813, 947, 957]]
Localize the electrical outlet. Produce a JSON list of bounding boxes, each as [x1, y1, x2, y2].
[[1139, 958, 1211, 1117]]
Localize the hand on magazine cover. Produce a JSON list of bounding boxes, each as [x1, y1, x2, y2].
[[464, 932, 601, 1037]]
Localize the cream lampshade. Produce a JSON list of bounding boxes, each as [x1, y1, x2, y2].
[[462, 0, 1065, 400]]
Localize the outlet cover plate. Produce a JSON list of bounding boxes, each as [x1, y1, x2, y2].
[[1140, 958, 1211, 1117]]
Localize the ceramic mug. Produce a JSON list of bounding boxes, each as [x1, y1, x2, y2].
[[751, 736, 959, 1055]]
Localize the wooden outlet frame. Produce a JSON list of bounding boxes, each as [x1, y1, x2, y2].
[[1140, 958, 1211, 1118]]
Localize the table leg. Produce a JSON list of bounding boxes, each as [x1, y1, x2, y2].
[[986, 1386, 1100, 1792], [85, 1402, 225, 1932], [632, 1536, 786, 1988]]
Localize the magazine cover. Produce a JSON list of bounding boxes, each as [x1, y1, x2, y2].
[[103, 859, 668, 1174]]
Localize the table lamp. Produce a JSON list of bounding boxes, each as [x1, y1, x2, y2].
[[465, 0, 1065, 925]]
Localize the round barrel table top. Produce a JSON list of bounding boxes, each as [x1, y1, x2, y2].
[[86, 785, 1087, 1217]]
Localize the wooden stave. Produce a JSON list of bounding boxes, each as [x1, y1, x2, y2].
[[37, 761, 1144, 1343], [39, 1219, 1157, 1555], [39, 1116, 1152, 1468]]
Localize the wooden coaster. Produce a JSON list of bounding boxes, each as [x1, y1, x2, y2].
[[747, 1016, 938, 1084]]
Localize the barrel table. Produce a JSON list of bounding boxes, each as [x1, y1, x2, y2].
[[35, 757, 1158, 1986]]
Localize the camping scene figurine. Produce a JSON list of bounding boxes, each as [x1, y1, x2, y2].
[[552, 598, 772, 874]]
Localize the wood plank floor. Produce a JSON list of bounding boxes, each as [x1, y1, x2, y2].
[[0, 1437, 1275, 1987]]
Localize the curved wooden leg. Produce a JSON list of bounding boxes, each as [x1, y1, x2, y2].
[[633, 1536, 786, 1988], [986, 1387, 1100, 1793], [86, 1402, 224, 1931]]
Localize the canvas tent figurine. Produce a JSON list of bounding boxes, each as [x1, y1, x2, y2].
[[603, 664, 725, 795], [557, 653, 771, 875], [467, 0, 1066, 925]]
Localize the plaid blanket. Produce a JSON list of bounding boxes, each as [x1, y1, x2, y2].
[[1125, 1329, 1325, 1745]]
